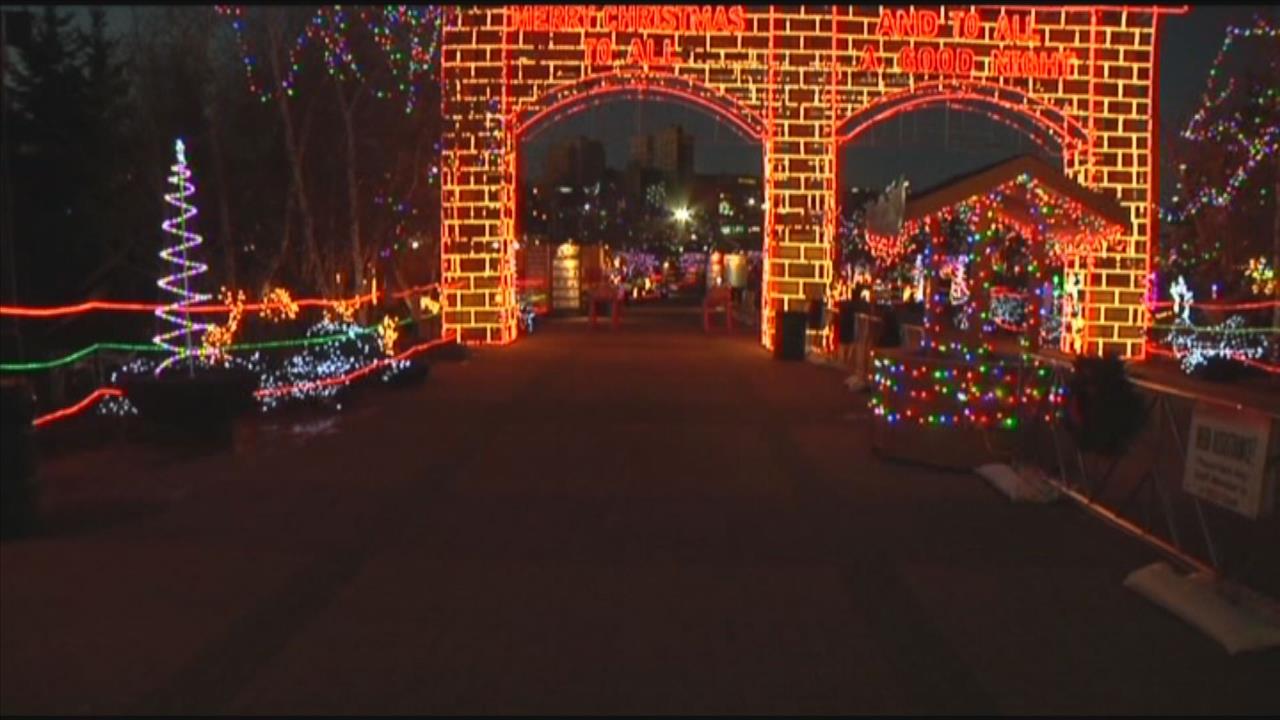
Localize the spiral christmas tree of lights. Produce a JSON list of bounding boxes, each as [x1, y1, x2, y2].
[[154, 139, 215, 376]]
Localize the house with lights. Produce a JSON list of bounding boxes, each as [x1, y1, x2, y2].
[[865, 154, 1130, 468]]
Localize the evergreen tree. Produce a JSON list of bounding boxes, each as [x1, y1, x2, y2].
[[6, 6, 87, 305], [74, 8, 145, 299], [6, 7, 141, 306]]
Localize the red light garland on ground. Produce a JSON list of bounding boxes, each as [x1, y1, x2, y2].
[[1146, 299, 1280, 312], [254, 333, 456, 400], [29, 334, 459, 430], [32, 388, 124, 428]]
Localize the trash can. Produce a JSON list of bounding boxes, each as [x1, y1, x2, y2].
[[774, 310, 807, 361], [1, 382, 39, 538], [836, 299, 858, 346], [806, 298, 825, 329], [875, 307, 902, 347]]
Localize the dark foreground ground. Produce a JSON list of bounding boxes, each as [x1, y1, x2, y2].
[[3, 305, 1278, 715]]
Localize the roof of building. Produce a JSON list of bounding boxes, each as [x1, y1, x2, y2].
[[901, 154, 1131, 233]]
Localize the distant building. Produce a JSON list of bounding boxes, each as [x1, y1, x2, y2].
[[629, 124, 694, 183], [545, 135, 605, 187]]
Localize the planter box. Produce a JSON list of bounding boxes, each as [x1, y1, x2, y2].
[[775, 311, 807, 361], [422, 337, 468, 363], [1, 383, 39, 538], [119, 367, 258, 448], [384, 359, 431, 388]]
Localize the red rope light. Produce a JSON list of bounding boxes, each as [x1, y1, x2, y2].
[[1147, 299, 1280, 311], [32, 387, 124, 428], [1, 283, 447, 319], [31, 333, 462, 429]]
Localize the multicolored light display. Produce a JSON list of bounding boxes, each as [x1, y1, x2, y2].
[[1162, 17, 1279, 224], [1155, 275, 1276, 374], [893, 168, 1126, 357], [869, 352, 1063, 429], [28, 315, 452, 428], [867, 160, 1128, 433], [214, 5, 444, 114]]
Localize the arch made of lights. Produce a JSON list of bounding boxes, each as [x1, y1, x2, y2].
[[441, 5, 1179, 356]]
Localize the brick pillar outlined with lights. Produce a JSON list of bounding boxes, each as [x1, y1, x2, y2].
[[763, 5, 837, 351], [441, 7, 519, 344]]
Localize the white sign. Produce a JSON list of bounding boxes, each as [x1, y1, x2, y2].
[[1183, 402, 1275, 519]]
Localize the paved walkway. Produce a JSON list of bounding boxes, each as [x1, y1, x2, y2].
[[3, 306, 1278, 714]]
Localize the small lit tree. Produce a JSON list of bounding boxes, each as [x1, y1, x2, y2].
[[154, 139, 217, 376]]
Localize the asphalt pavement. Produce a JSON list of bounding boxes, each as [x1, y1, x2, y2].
[[3, 304, 1277, 714]]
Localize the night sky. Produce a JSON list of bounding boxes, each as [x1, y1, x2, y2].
[[84, 5, 1278, 201]]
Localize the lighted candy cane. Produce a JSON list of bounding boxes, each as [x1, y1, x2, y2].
[[154, 139, 216, 376]]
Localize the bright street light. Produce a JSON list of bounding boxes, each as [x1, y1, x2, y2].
[[673, 207, 692, 223]]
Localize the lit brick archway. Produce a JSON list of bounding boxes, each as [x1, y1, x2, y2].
[[441, 5, 1177, 357]]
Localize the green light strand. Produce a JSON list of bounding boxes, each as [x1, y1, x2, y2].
[[0, 316, 422, 373]]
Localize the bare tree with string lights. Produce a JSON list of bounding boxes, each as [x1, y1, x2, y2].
[[213, 6, 446, 307], [1162, 15, 1278, 306]]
